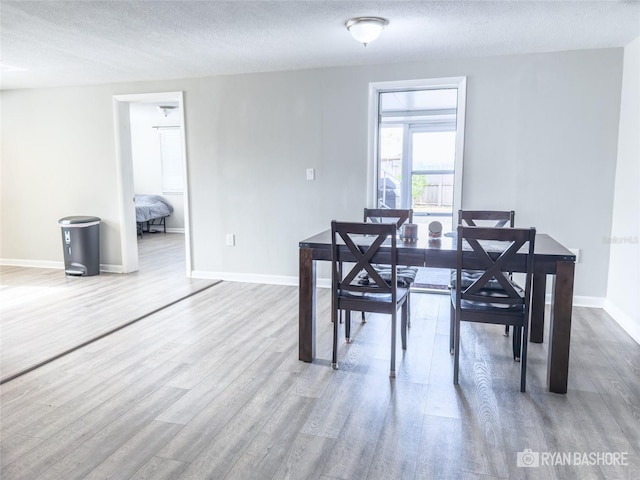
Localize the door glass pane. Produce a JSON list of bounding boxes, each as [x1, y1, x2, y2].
[[411, 131, 456, 171], [410, 130, 456, 236], [378, 125, 403, 209], [380, 89, 458, 118], [411, 173, 454, 216]]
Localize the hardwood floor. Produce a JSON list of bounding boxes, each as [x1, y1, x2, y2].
[[0, 233, 218, 383], [1, 281, 638, 479]]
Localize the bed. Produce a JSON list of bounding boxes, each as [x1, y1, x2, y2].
[[134, 194, 173, 237]]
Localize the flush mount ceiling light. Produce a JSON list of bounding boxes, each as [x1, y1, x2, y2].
[[158, 105, 177, 117], [345, 16, 389, 46]]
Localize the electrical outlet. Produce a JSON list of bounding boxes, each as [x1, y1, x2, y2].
[[306, 168, 315, 180], [226, 234, 235, 246]]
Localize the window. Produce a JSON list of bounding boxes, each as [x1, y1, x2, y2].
[[157, 127, 184, 193], [371, 79, 466, 234]]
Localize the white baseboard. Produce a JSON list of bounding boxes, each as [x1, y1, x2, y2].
[[603, 300, 640, 345], [166, 228, 185, 234], [1, 258, 64, 269], [100, 264, 124, 274], [1, 258, 123, 274], [567, 295, 605, 308], [191, 271, 299, 286]]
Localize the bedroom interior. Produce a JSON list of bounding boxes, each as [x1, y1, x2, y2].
[[130, 101, 186, 239]]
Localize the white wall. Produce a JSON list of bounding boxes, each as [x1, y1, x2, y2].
[[605, 36, 640, 343], [1, 85, 123, 267], [0, 48, 624, 300]]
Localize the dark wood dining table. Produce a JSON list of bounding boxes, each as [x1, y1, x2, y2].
[[298, 229, 576, 394]]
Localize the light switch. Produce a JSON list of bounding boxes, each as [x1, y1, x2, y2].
[[226, 234, 235, 246], [306, 168, 315, 180]]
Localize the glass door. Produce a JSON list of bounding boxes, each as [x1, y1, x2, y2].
[[407, 127, 456, 233]]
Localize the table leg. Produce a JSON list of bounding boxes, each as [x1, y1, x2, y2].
[[530, 273, 547, 343], [547, 261, 575, 394], [299, 247, 316, 362]]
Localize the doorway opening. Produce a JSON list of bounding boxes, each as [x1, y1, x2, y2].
[[113, 92, 191, 275]]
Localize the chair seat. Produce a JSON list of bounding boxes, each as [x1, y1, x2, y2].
[[365, 266, 418, 288], [450, 269, 510, 290], [459, 298, 525, 313], [451, 282, 525, 312], [339, 287, 409, 303]]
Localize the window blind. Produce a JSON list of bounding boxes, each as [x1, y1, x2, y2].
[[158, 127, 184, 193]]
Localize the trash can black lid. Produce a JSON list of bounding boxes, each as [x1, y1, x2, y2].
[[59, 216, 101, 225]]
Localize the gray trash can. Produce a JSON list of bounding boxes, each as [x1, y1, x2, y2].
[[59, 216, 101, 276]]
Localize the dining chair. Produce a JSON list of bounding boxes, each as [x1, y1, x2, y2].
[[451, 225, 536, 392], [363, 208, 418, 326], [331, 220, 409, 377], [455, 210, 516, 337]]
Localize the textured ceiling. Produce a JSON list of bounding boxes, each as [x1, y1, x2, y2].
[[1, 0, 639, 90]]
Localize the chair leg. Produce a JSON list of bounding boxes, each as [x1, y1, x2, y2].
[[520, 324, 528, 392], [390, 311, 397, 378], [361, 311, 366, 324], [449, 303, 455, 354], [401, 301, 408, 350], [338, 263, 344, 324], [512, 326, 522, 361], [331, 307, 339, 370], [407, 291, 412, 328], [453, 310, 460, 385], [345, 310, 352, 343], [504, 325, 510, 336]]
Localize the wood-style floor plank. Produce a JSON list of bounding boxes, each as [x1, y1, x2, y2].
[[1, 278, 639, 479], [129, 456, 188, 480], [0, 233, 217, 383]]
